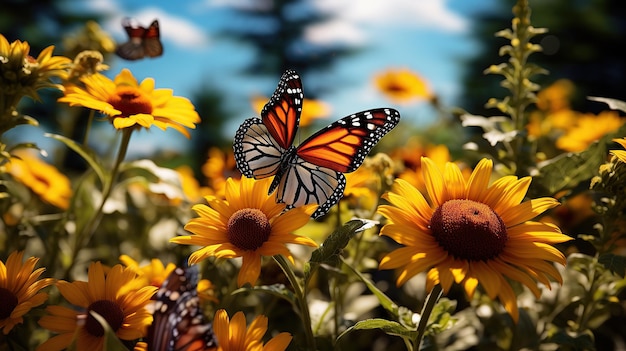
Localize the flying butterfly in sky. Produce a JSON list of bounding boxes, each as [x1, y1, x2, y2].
[[233, 69, 401, 218], [116, 18, 163, 61], [146, 266, 217, 351]]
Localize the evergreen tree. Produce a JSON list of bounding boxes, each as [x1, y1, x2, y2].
[[219, 0, 356, 96]]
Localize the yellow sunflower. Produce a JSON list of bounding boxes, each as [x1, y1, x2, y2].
[[0, 33, 70, 106], [201, 147, 241, 198], [377, 157, 572, 322], [5, 151, 73, 209], [610, 137, 626, 163], [119, 255, 177, 288], [37, 262, 157, 351], [171, 176, 318, 287], [213, 309, 292, 351], [556, 111, 625, 152], [374, 68, 433, 104], [175, 165, 214, 203], [58, 68, 200, 137], [0, 251, 54, 334]]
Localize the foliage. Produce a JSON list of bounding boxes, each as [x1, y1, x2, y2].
[[1, 0, 626, 350]]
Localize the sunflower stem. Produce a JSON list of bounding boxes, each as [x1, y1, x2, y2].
[[64, 128, 133, 279], [83, 109, 95, 145], [273, 254, 317, 351], [413, 284, 443, 351]]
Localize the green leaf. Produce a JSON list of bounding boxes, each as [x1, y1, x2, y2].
[[598, 253, 626, 277], [546, 330, 594, 350], [588, 96, 626, 114], [337, 318, 417, 344], [45, 133, 107, 186], [529, 123, 626, 197], [231, 283, 296, 305], [342, 257, 398, 316], [427, 298, 457, 334], [304, 219, 368, 280]]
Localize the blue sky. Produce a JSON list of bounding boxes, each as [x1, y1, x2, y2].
[[56, 0, 498, 156]]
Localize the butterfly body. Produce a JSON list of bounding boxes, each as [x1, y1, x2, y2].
[[234, 70, 400, 218], [148, 266, 216, 351], [116, 18, 163, 61]]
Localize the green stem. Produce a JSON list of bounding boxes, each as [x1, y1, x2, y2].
[[576, 255, 599, 332], [83, 109, 95, 145], [413, 284, 443, 351], [64, 129, 133, 279], [274, 254, 316, 351]]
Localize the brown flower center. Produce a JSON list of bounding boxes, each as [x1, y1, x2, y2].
[[430, 199, 508, 261], [385, 82, 407, 93], [85, 300, 124, 337], [0, 288, 18, 319], [107, 86, 153, 116], [227, 208, 271, 251]]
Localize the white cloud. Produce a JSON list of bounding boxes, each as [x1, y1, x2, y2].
[[318, 0, 467, 32], [305, 19, 366, 45], [70, 0, 121, 15], [105, 7, 210, 49]]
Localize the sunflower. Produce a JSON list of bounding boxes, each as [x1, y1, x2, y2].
[[119, 255, 177, 288], [0, 251, 54, 334], [396, 144, 455, 190], [374, 68, 433, 104], [377, 157, 572, 322], [4, 151, 73, 209], [0, 34, 70, 109], [171, 176, 318, 287], [37, 262, 157, 351], [57, 68, 200, 137], [556, 111, 625, 152], [610, 137, 626, 163], [213, 309, 292, 351], [201, 147, 241, 198]]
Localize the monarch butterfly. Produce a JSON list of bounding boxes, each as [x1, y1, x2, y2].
[[116, 18, 163, 61], [146, 266, 217, 351], [233, 70, 401, 218]]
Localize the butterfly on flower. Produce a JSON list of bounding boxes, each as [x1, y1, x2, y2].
[[146, 266, 217, 351], [233, 69, 401, 218], [116, 18, 163, 61]]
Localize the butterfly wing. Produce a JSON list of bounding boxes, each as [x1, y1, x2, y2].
[[260, 69, 303, 150], [233, 70, 301, 183], [116, 18, 162, 60], [275, 158, 346, 219], [233, 118, 285, 180], [148, 267, 217, 351], [234, 70, 400, 218], [296, 108, 401, 172], [272, 108, 400, 218], [116, 18, 147, 61], [142, 20, 163, 58]]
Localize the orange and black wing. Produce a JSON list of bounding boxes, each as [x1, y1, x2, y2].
[[116, 18, 162, 60], [296, 108, 400, 173], [233, 70, 302, 180], [142, 20, 163, 58], [274, 108, 400, 218], [147, 267, 216, 351], [260, 69, 303, 150]]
